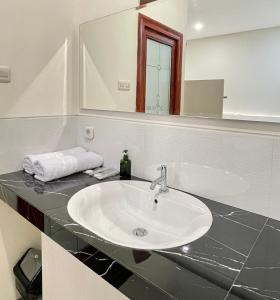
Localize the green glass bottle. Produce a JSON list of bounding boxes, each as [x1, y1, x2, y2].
[[120, 150, 131, 179]]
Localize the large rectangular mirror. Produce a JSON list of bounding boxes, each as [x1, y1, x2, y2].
[[80, 0, 280, 123]]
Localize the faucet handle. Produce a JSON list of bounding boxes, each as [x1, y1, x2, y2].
[[157, 165, 167, 174]]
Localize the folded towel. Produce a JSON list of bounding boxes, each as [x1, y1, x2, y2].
[[23, 147, 86, 174], [34, 152, 104, 182]]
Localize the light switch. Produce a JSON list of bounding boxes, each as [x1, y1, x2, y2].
[[0, 66, 11, 83], [118, 80, 131, 91]]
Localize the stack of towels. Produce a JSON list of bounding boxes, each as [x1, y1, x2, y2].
[[23, 147, 103, 182]]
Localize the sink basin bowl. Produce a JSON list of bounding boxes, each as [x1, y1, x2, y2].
[[67, 181, 213, 250]]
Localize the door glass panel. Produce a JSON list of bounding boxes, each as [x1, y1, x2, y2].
[[160, 43, 172, 69], [146, 65, 159, 113], [146, 39, 160, 67], [145, 39, 172, 115]]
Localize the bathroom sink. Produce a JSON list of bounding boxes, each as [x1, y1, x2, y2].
[[67, 181, 213, 250]]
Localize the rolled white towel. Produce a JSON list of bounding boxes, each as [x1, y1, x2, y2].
[[23, 147, 86, 175], [34, 152, 104, 182], [34, 156, 77, 183], [74, 152, 104, 173]]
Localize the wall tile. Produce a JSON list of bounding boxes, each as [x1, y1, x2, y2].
[[0, 116, 78, 174], [172, 128, 273, 216], [77, 116, 145, 178], [269, 137, 280, 221]]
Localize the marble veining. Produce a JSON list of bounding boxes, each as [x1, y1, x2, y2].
[[226, 219, 280, 300], [0, 171, 279, 300]]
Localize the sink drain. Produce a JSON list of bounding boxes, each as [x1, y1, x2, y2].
[[133, 228, 148, 237]]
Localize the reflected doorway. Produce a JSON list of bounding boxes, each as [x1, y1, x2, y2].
[[136, 14, 183, 115]]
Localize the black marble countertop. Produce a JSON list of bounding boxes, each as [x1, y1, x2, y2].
[[0, 171, 279, 300]]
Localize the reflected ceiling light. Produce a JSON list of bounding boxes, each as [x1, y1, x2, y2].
[[193, 22, 204, 31], [181, 245, 190, 254]]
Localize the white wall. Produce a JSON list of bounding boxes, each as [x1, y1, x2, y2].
[[0, 231, 17, 300], [80, 9, 138, 112], [186, 0, 280, 40], [0, 116, 78, 175], [0, 0, 79, 118], [0, 0, 145, 119], [0, 0, 90, 175], [185, 27, 280, 120], [42, 234, 128, 300], [74, 0, 139, 24], [0, 201, 41, 300], [0, 0, 145, 175]]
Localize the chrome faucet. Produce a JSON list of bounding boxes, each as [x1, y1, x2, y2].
[[150, 165, 169, 193]]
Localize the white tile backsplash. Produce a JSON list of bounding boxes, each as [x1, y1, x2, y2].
[[77, 116, 146, 178], [269, 138, 280, 220], [0, 116, 78, 174], [77, 115, 278, 219], [1, 114, 280, 221]]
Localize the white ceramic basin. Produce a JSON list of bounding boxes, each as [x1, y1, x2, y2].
[[67, 181, 213, 250]]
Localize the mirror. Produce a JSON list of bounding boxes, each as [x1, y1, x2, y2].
[[80, 0, 280, 123]]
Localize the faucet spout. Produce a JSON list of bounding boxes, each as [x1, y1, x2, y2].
[[150, 177, 162, 190]]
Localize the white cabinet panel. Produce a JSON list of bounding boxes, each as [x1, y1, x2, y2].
[[42, 234, 128, 300]]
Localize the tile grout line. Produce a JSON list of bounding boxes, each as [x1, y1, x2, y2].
[[0, 114, 77, 121], [215, 214, 260, 231], [206, 235, 248, 258], [223, 217, 269, 300], [79, 113, 280, 137], [267, 137, 276, 219]]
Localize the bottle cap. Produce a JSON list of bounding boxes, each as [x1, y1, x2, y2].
[[123, 150, 129, 160]]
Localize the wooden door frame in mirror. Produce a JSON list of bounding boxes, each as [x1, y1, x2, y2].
[[140, 0, 157, 4], [136, 14, 183, 115]]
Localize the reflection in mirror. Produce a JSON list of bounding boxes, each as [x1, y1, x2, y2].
[[80, 0, 280, 123], [145, 39, 172, 115], [80, 0, 187, 115], [185, 0, 280, 122], [136, 14, 183, 115]]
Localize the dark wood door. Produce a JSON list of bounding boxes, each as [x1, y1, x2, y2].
[[136, 14, 183, 115]]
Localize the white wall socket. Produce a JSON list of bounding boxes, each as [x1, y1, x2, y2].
[[118, 80, 131, 91], [85, 126, 94, 140]]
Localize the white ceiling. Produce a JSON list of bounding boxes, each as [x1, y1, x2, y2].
[[187, 0, 280, 40]]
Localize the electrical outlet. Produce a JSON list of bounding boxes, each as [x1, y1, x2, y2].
[[85, 126, 94, 140], [118, 80, 131, 91]]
